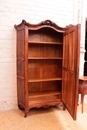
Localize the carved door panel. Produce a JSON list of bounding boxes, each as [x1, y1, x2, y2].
[[62, 25, 80, 120]]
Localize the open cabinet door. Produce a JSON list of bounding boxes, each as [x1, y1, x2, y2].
[[62, 24, 80, 120]]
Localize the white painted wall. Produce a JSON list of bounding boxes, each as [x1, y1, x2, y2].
[[0, 0, 82, 110]]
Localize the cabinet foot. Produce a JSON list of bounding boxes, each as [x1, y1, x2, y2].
[[63, 105, 65, 111], [24, 113, 27, 118]]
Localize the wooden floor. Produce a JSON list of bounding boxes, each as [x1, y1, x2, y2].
[[0, 104, 87, 130]]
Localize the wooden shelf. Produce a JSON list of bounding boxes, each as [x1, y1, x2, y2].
[[28, 78, 62, 82], [29, 91, 61, 98], [28, 41, 63, 45], [28, 57, 62, 60]]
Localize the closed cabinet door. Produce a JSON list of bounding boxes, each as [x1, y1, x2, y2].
[[62, 24, 80, 120]]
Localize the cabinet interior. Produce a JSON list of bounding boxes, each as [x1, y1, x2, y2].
[[28, 28, 63, 106]]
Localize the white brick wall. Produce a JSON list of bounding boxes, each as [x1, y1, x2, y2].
[[0, 0, 81, 110]]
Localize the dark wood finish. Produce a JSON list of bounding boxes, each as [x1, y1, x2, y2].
[[14, 20, 80, 120], [79, 76, 87, 113]]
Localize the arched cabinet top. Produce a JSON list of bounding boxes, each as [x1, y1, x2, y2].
[[14, 19, 74, 33]]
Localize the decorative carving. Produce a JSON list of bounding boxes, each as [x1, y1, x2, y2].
[[66, 24, 74, 28], [42, 20, 54, 26], [14, 19, 68, 32]]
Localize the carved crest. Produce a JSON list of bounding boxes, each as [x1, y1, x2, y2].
[[42, 20, 55, 26], [14, 19, 73, 32]]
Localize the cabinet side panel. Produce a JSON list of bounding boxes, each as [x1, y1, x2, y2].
[[17, 30, 25, 57], [17, 29, 25, 107], [17, 78, 25, 104]]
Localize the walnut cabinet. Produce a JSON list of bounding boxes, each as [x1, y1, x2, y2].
[[14, 20, 80, 120]]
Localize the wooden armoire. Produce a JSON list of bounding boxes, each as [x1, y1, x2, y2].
[[14, 20, 80, 120]]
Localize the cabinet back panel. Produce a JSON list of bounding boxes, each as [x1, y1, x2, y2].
[[28, 60, 62, 79], [28, 44, 62, 58], [29, 28, 63, 43], [28, 81, 61, 93]]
